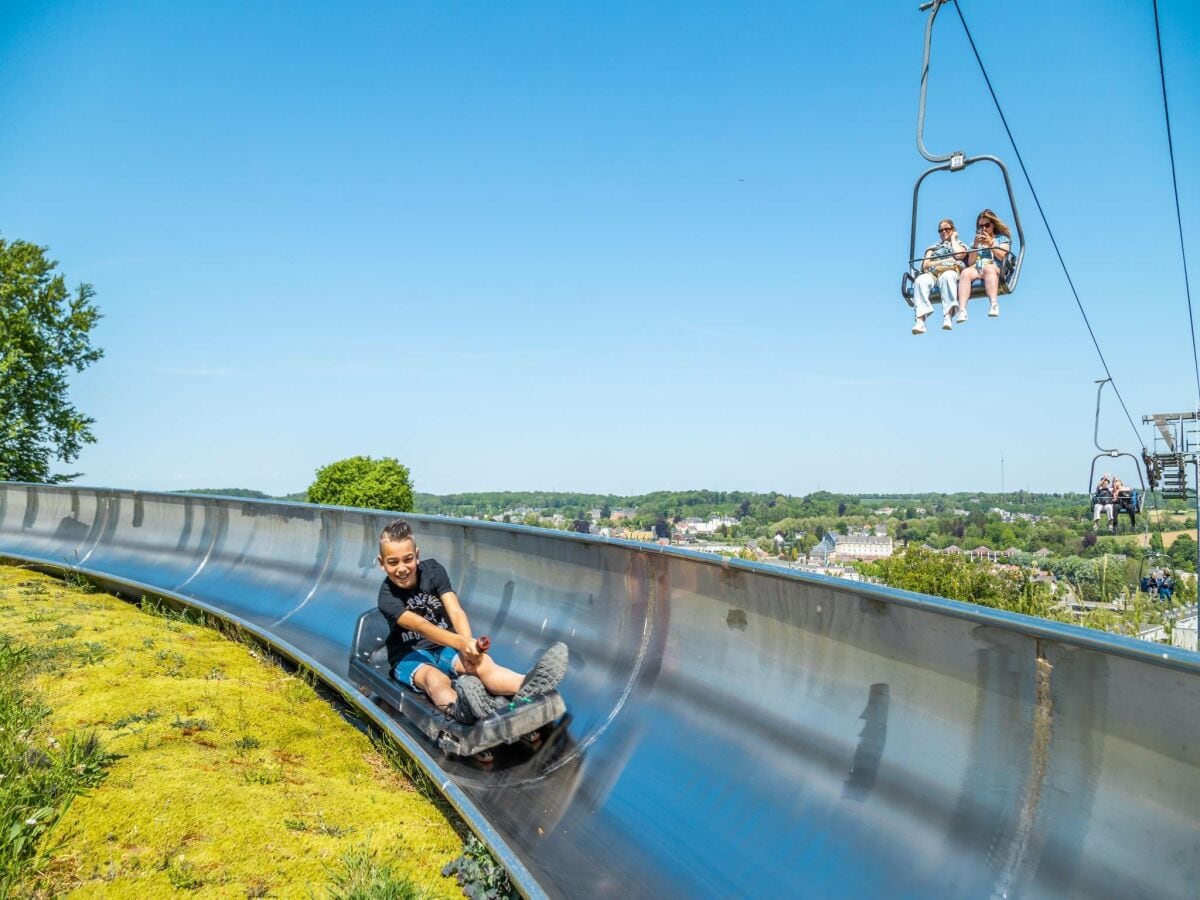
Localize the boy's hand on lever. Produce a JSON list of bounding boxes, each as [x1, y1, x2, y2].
[[460, 636, 485, 666]]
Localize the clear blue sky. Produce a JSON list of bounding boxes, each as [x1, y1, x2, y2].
[[2, 1, 1197, 497]]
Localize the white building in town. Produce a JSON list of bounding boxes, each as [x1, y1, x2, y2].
[[810, 529, 894, 562]]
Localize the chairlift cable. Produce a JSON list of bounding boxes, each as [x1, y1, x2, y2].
[[1151, 0, 1200, 583], [1152, 0, 1200, 405], [950, 0, 1144, 450]]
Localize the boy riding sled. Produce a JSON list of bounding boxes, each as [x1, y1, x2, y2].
[[376, 518, 568, 724]]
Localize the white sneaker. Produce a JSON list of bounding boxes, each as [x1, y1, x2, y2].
[[956, 309, 968, 323], [988, 302, 1000, 317], [912, 318, 927, 335], [941, 314, 953, 331]]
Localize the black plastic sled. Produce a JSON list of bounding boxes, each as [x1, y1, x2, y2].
[[349, 609, 566, 758]]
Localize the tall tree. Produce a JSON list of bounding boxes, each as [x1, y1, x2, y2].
[[1167, 533, 1197, 571], [0, 238, 103, 482], [307, 455, 414, 512]]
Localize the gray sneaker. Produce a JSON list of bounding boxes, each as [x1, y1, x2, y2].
[[453, 675, 496, 723], [513, 642, 569, 701], [443, 695, 475, 725]]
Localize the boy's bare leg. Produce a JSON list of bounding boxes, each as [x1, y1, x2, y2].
[[457, 655, 522, 696]]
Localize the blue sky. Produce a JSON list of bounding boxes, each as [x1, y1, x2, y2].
[[1, 1, 1197, 497]]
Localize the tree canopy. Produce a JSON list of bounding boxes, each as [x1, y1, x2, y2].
[[307, 456, 414, 512], [0, 238, 103, 482], [863, 545, 1061, 619]]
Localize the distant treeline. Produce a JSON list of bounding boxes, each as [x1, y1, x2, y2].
[[178, 487, 1103, 519], [181, 488, 275, 499], [179, 488, 309, 502], [413, 489, 1095, 522]]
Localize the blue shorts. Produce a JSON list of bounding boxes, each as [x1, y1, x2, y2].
[[393, 645, 461, 693]]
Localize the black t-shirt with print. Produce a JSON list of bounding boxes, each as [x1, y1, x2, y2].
[[377, 558, 455, 665]]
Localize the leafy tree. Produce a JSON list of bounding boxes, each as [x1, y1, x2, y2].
[[307, 455, 414, 512], [1168, 533, 1197, 571], [865, 546, 1060, 619], [0, 238, 103, 482]]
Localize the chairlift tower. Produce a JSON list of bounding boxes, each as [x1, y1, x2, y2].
[[1142, 412, 1200, 500]]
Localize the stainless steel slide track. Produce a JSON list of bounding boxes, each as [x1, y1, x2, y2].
[[1, 483, 1197, 898]]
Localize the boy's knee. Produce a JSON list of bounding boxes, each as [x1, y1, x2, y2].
[[415, 665, 450, 694]]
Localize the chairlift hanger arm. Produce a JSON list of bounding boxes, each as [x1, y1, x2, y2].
[[916, 0, 963, 163], [1094, 378, 1117, 454]]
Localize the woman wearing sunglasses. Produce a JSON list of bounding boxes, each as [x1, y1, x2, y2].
[[911, 218, 969, 334], [955, 208, 1012, 322]]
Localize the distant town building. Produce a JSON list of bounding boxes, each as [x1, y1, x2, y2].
[[614, 528, 654, 542], [679, 515, 740, 535], [811, 529, 894, 562]]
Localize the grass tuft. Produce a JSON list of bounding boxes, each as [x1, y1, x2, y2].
[[162, 855, 204, 890], [326, 844, 430, 899], [0, 633, 116, 895]]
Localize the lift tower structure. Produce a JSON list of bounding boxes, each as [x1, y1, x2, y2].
[[1142, 411, 1200, 500]]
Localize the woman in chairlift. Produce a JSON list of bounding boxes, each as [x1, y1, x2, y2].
[[955, 208, 1012, 322], [1112, 477, 1136, 529], [911, 217, 969, 334]]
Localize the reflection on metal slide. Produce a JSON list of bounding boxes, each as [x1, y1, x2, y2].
[[1, 484, 1198, 898]]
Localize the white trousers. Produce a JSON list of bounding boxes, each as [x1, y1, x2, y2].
[[913, 270, 960, 319], [1093, 502, 1113, 521]]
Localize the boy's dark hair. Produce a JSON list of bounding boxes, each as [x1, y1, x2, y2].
[[380, 518, 414, 545]]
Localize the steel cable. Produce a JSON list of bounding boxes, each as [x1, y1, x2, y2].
[[1151, 0, 1200, 406], [950, 0, 1146, 452]]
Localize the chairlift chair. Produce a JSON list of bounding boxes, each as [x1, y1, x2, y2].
[[900, 0, 1026, 307], [1088, 451, 1147, 513], [1087, 379, 1149, 534]]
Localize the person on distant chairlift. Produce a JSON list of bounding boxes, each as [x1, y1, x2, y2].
[[1158, 573, 1174, 603], [1092, 475, 1115, 530], [911, 218, 969, 335], [955, 208, 1012, 322], [1112, 477, 1136, 529]]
